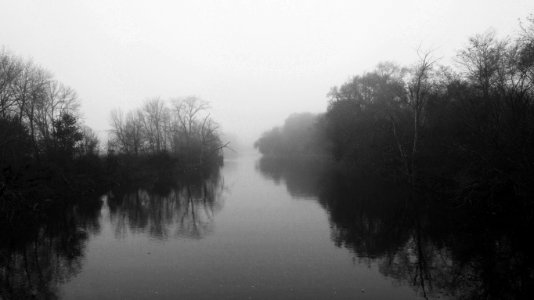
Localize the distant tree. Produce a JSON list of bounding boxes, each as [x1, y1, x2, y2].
[[109, 109, 144, 155], [170, 96, 222, 162], [171, 96, 209, 141], [255, 113, 327, 157], [109, 97, 223, 164], [457, 30, 508, 98], [140, 98, 169, 153], [255, 127, 284, 156], [78, 126, 100, 157], [50, 112, 83, 161]]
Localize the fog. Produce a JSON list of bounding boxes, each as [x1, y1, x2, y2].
[[3, 2, 534, 298], [1, 0, 532, 145]]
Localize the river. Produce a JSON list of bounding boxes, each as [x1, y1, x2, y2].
[[2, 155, 530, 299]]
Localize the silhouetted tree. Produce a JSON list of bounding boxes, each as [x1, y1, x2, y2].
[[405, 51, 438, 181], [257, 16, 534, 201], [109, 97, 224, 165], [78, 126, 100, 157], [50, 112, 83, 161]]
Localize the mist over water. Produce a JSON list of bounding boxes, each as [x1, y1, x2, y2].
[[1, 156, 531, 299], [2, 1, 534, 299]]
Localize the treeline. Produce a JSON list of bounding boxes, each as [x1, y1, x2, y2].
[[256, 17, 534, 201], [254, 113, 328, 157], [0, 49, 104, 222], [108, 96, 224, 166], [0, 48, 99, 166], [0, 48, 225, 225]]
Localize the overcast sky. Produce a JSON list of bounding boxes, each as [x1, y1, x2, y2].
[[1, 0, 533, 145]]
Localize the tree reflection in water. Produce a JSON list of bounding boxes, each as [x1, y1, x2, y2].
[[0, 200, 102, 300], [0, 165, 223, 299], [257, 157, 534, 299], [107, 168, 224, 240]]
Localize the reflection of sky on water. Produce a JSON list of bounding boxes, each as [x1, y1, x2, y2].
[[2, 156, 531, 299]]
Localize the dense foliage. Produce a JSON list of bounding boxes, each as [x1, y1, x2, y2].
[[256, 20, 534, 203], [254, 113, 328, 157]]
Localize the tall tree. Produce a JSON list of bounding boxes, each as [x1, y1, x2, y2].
[[406, 51, 437, 181]]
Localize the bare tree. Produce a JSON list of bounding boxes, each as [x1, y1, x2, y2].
[[405, 50, 438, 181], [78, 126, 100, 156], [457, 31, 508, 99], [171, 96, 209, 139], [140, 98, 169, 153], [109, 96, 223, 163], [29, 80, 78, 143], [0, 49, 22, 118], [170, 96, 211, 157], [110, 109, 144, 155]]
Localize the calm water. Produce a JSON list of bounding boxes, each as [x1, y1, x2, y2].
[[2, 155, 532, 299]]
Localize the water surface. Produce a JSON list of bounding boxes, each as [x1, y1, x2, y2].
[[2, 155, 531, 299], [61, 156, 416, 299]]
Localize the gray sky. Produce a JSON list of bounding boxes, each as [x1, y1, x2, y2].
[[1, 0, 533, 145]]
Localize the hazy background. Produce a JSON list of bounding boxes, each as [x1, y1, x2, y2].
[[1, 0, 533, 146]]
